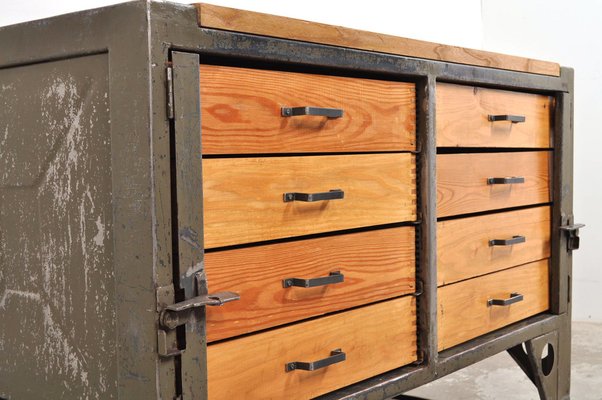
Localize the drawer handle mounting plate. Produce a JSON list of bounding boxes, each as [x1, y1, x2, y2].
[[283, 271, 344, 288], [286, 349, 346, 372], [488, 292, 524, 307], [284, 189, 344, 202], [282, 106, 343, 118]]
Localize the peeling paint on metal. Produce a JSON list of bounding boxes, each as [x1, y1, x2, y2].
[[93, 215, 106, 247], [0, 289, 41, 309], [185, 261, 204, 279], [179, 226, 201, 249], [0, 54, 116, 399]]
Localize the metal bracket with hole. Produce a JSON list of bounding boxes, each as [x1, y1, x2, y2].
[[507, 331, 558, 400], [559, 222, 585, 251]]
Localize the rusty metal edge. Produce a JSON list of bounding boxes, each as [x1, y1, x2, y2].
[[171, 50, 206, 399], [552, 67, 575, 400]]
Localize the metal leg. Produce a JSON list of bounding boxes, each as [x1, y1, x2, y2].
[[507, 331, 559, 400]]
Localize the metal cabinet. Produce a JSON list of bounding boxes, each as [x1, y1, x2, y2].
[[0, 2, 582, 399]]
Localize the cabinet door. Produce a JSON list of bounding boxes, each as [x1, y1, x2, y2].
[[0, 55, 116, 399]]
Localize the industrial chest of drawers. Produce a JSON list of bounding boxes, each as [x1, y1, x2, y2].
[[0, 2, 583, 399]]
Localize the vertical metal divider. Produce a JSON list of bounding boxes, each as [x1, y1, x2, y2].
[[171, 51, 207, 399], [552, 67, 575, 399], [416, 74, 438, 375]]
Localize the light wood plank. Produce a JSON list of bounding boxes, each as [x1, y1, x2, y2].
[[200, 64, 416, 154], [205, 227, 415, 342], [438, 259, 549, 351], [203, 153, 416, 248], [207, 297, 417, 399], [437, 83, 553, 148], [195, 3, 560, 76], [438, 206, 551, 286], [437, 152, 550, 218]]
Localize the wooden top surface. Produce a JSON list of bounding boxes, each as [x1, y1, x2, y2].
[[194, 3, 560, 77]]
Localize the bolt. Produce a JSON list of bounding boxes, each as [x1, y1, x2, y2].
[[161, 310, 180, 330]]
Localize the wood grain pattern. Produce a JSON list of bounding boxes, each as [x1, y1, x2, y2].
[[207, 297, 416, 399], [437, 206, 551, 286], [200, 64, 416, 154], [438, 259, 549, 351], [205, 227, 415, 342], [203, 153, 416, 248], [437, 152, 550, 218], [195, 3, 560, 76], [437, 83, 553, 148]]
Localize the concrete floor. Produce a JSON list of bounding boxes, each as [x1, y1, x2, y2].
[[401, 321, 602, 399]]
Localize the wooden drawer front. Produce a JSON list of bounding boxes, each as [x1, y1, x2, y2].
[[203, 153, 416, 248], [207, 297, 416, 399], [438, 206, 550, 286], [200, 64, 416, 154], [437, 151, 550, 218], [438, 259, 549, 351], [436, 83, 552, 148], [205, 227, 415, 342]]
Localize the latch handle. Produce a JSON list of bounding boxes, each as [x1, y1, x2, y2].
[[560, 223, 585, 251], [160, 291, 240, 330], [164, 291, 239, 312]]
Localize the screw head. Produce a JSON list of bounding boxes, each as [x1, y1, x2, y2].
[[160, 310, 180, 330]]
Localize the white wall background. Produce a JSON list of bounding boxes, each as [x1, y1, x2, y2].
[[1, 0, 598, 321]]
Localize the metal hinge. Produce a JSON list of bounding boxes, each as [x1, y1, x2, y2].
[[166, 65, 175, 119], [559, 214, 585, 251]]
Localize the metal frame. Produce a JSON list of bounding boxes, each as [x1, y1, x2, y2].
[[0, 2, 577, 399]]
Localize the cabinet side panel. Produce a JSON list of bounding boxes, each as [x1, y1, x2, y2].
[[0, 54, 117, 399]]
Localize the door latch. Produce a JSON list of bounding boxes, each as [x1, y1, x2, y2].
[[559, 223, 585, 251], [559, 214, 585, 251], [156, 272, 239, 357], [159, 290, 239, 330], [158, 271, 239, 331]]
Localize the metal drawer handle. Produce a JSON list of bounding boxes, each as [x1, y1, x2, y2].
[[281, 106, 343, 119], [283, 271, 344, 288], [487, 176, 525, 185], [488, 114, 526, 123], [285, 349, 346, 372], [489, 235, 526, 247], [283, 189, 344, 202], [488, 292, 524, 307]]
